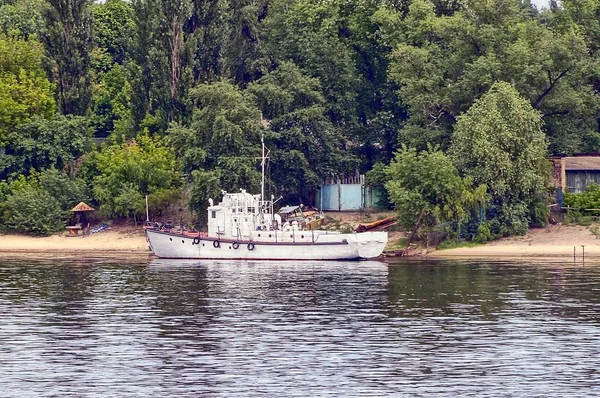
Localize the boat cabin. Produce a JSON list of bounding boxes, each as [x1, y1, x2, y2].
[[207, 190, 277, 239]]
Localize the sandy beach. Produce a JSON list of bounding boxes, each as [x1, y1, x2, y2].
[[429, 224, 600, 258], [0, 229, 152, 258], [1, 223, 600, 259]]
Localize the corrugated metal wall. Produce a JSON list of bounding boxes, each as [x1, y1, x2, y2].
[[566, 171, 600, 193], [318, 184, 363, 210], [316, 184, 387, 211]]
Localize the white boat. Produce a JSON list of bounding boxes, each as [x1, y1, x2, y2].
[[145, 138, 388, 260]]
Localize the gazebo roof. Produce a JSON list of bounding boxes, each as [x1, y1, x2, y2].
[[71, 202, 95, 212]]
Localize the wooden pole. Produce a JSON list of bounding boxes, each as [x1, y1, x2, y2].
[[403, 207, 426, 255]]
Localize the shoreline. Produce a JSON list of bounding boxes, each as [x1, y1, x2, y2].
[[1, 224, 599, 260]]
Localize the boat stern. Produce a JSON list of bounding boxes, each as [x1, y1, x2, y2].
[[356, 231, 388, 259]]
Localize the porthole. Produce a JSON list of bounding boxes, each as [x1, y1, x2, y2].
[[268, 234, 272, 238], [258, 234, 261, 237], [202, 243, 205, 247], [169, 238, 172, 241], [290, 235, 293, 238], [228, 246, 231, 249], [301, 235, 304, 239], [182, 240, 185, 243]]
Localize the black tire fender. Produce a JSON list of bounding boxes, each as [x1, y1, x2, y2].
[[247, 242, 255, 251], [193, 237, 201, 245], [232, 241, 239, 249], [213, 240, 220, 248]]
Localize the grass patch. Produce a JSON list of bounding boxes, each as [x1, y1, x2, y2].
[[437, 240, 482, 250], [386, 237, 409, 250]]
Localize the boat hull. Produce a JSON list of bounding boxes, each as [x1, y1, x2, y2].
[[146, 229, 387, 260]]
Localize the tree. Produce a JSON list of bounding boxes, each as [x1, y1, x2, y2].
[[384, 144, 485, 229], [0, 115, 93, 179], [223, 0, 269, 85], [91, 0, 134, 66], [42, 0, 93, 115], [0, 0, 45, 38], [386, 0, 595, 152], [248, 62, 357, 203], [450, 82, 549, 236], [0, 35, 55, 145], [2, 184, 68, 235], [37, 167, 88, 211], [91, 133, 179, 217], [167, 80, 262, 216]]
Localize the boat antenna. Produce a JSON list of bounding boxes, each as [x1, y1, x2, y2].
[[260, 132, 270, 203]]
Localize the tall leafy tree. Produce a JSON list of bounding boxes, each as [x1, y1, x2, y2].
[[0, 35, 55, 145], [91, 133, 179, 217], [92, 0, 134, 66], [42, 0, 93, 115], [0, 0, 45, 38], [384, 144, 485, 229], [450, 82, 549, 236], [248, 62, 356, 203], [223, 0, 269, 85], [0, 115, 92, 179], [167, 81, 262, 216], [186, 0, 227, 84], [130, 0, 193, 130], [386, 0, 596, 152]]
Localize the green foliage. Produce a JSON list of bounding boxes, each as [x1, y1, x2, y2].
[[91, 133, 180, 217], [387, 0, 596, 152], [113, 182, 144, 222], [249, 63, 357, 203], [0, 170, 82, 235], [90, 63, 133, 138], [187, 169, 222, 220], [37, 167, 88, 210], [42, 0, 93, 115], [0, 0, 45, 38], [91, 0, 134, 66], [1, 0, 600, 240], [0, 115, 93, 179], [473, 222, 493, 244], [451, 82, 549, 236], [147, 187, 181, 218], [2, 185, 68, 235], [384, 144, 486, 229], [168, 81, 262, 215], [564, 183, 600, 210], [529, 198, 549, 228], [0, 35, 55, 144]]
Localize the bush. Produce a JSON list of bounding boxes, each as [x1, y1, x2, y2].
[[529, 199, 549, 228], [2, 186, 68, 235], [473, 222, 493, 243]]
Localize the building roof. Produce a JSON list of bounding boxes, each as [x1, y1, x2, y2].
[[565, 156, 600, 171]]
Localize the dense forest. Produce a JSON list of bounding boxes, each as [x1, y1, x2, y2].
[[0, 0, 598, 240]]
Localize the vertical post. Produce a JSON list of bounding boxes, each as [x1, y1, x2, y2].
[[574, 246, 576, 262], [261, 133, 265, 203], [145, 195, 149, 222], [338, 178, 341, 211], [582, 245, 585, 265]]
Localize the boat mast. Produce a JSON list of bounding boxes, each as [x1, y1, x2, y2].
[[261, 133, 265, 203]]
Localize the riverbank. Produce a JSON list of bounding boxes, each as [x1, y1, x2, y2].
[[2, 223, 599, 259], [429, 224, 600, 258], [0, 229, 152, 258]]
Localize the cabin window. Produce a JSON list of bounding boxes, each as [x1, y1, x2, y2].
[[211, 211, 216, 219]]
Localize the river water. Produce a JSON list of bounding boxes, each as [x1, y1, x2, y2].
[[1, 257, 600, 397]]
